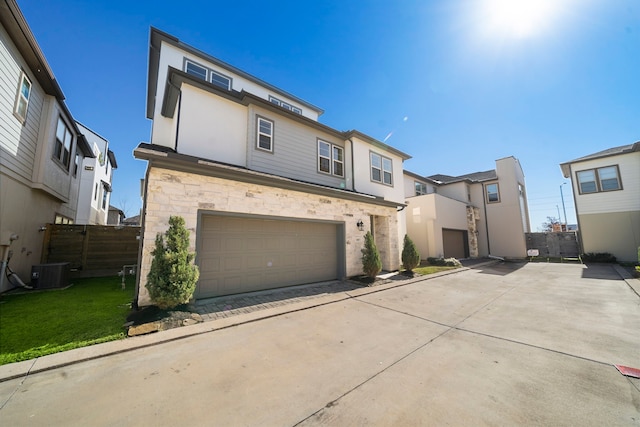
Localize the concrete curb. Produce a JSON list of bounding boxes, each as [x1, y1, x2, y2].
[[0, 261, 499, 383]]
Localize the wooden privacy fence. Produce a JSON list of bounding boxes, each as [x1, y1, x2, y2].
[[42, 224, 140, 277], [525, 232, 581, 260]]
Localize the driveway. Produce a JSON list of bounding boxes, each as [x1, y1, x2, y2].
[[1, 262, 639, 426]]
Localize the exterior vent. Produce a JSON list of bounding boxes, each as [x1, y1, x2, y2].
[[30, 263, 70, 289]]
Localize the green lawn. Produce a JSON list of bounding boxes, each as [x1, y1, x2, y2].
[[0, 276, 135, 365], [412, 265, 459, 275]]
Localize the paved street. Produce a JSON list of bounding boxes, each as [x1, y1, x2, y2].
[[1, 262, 639, 426]]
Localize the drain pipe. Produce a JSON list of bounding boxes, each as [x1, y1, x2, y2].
[[0, 233, 19, 291]]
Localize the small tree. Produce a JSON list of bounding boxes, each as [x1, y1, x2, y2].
[[147, 216, 199, 309], [361, 231, 382, 279], [401, 234, 420, 272]]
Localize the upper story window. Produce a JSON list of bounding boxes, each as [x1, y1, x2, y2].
[[184, 59, 231, 90], [269, 96, 302, 114], [370, 152, 393, 186], [486, 183, 500, 203], [576, 165, 622, 194], [74, 151, 80, 177], [54, 117, 73, 170], [256, 117, 273, 152], [14, 72, 32, 124], [54, 214, 74, 225], [317, 140, 344, 177], [415, 182, 427, 196]]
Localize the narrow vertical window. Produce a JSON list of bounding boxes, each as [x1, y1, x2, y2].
[[256, 117, 273, 152], [486, 183, 500, 203], [370, 153, 382, 182], [332, 145, 344, 177], [14, 72, 32, 124], [54, 117, 73, 169], [318, 141, 331, 173]]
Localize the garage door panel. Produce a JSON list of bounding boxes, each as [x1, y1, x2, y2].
[[198, 215, 339, 298]]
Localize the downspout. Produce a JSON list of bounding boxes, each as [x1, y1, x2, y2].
[[174, 92, 182, 152], [482, 183, 491, 256], [348, 138, 356, 192]]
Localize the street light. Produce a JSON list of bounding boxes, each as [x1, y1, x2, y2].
[[560, 182, 568, 228]]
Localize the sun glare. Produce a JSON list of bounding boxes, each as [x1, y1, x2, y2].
[[481, 0, 558, 39]]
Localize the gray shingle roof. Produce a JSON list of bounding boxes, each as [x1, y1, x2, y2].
[[562, 142, 640, 164], [427, 169, 497, 184]]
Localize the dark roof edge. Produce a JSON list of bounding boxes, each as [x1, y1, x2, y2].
[[560, 141, 640, 166], [147, 27, 324, 119], [133, 143, 405, 209], [345, 130, 412, 160]]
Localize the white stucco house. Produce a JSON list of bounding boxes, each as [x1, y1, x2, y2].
[[405, 156, 531, 260], [560, 142, 640, 262], [0, 0, 95, 292], [75, 122, 117, 225], [135, 28, 410, 306]]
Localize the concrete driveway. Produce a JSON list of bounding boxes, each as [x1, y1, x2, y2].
[[1, 262, 639, 426]]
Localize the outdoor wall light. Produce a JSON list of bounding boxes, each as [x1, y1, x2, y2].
[[356, 220, 364, 231]]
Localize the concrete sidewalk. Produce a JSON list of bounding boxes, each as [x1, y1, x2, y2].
[[1, 262, 638, 426]]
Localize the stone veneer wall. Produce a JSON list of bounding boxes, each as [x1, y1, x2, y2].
[[137, 167, 401, 305]]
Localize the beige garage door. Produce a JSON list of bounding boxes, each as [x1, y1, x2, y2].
[[197, 215, 339, 298]]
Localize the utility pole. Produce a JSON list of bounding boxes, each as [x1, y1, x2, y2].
[[560, 183, 568, 227]]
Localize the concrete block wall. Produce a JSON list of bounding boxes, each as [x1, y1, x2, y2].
[[137, 167, 401, 305]]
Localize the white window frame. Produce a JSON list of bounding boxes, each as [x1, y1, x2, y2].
[[184, 60, 208, 80], [256, 117, 274, 152], [486, 182, 500, 203], [370, 152, 393, 186], [268, 95, 302, 115], [576, 165, 622, 194], [14, 72, 32, 124], [210, 69, 231, 90], [317, 140, 344, 177], [415, 181, 427, 196], [54, 117, 73, 170], [184, 58, 232, 90]]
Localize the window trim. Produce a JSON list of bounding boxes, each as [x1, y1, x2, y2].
[[53, 116, 73, 171], [14, 71, 32, 124], [317, 140, 344, 177], [575, 165, 623, 194], [485, 182, 500, 203], [370, 152, 393, 186], [268, 95, 302, 115], [256, 116, 274, 153], [183, 58, 232, 90]]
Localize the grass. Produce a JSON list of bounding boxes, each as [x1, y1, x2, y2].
[[411, 265, 459, 275], [0, 276, 135, 365]]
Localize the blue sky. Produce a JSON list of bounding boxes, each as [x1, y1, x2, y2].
[[19, 0, 640, 229]]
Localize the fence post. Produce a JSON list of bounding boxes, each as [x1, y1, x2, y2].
[[81, 225, 90, 271], [40, 224, 52, 263]]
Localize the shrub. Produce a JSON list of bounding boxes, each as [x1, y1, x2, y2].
[[427, 257, 462, 267], [361, 231, 382, 278], [147, 216, 200, 309], [581, 252, 617, 263], [401, 234, 420, 272]]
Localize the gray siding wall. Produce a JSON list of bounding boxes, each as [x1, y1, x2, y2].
[[0, 24, 43, 184], [246, 105, 347, 189]]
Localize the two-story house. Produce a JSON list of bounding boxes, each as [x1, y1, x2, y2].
[[560, 142, 640, 262], [0, 0, 95, 292], [134, 28, 410, 306], [75, 122, 117, 225], [405, 156, 531, 260]]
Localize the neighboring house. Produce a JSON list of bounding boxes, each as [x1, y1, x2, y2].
[[107, 205, 125, 225], [560, 142, 640, 262], [0, 0, 95, 292], [75, 122, 117, 225], [134, 28, 410, 306], [405, 156, 531, 260], [122, 215, 140, 226]]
